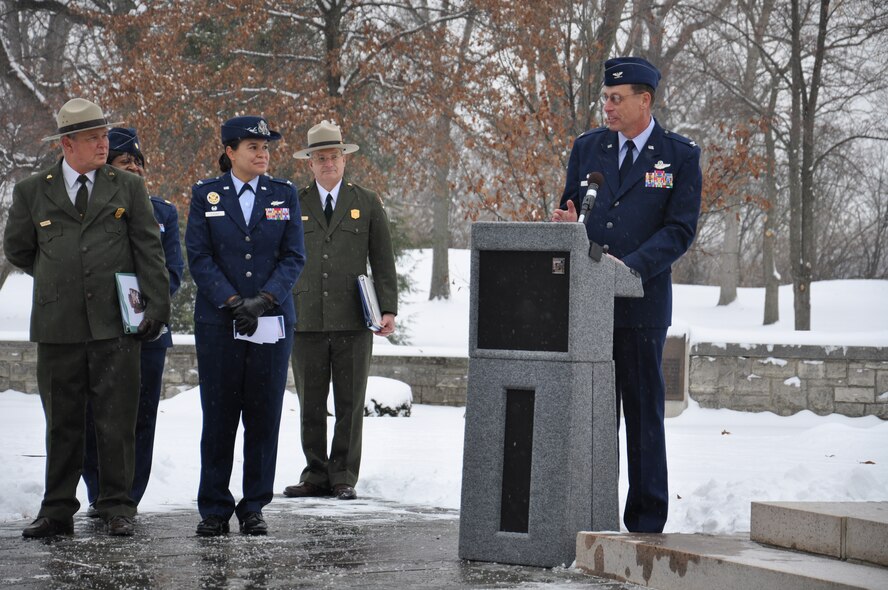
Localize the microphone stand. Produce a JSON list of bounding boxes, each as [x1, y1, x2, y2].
[[578, 172, 606, 262]]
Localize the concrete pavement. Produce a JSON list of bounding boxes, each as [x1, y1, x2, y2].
[[0, 498, 641, 589]]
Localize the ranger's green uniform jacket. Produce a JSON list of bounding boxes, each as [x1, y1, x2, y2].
[[4, 162, 170, 341], [294, 180, 397, 329]]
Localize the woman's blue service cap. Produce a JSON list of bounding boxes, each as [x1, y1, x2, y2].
[[108, 127, 141, 154], [220, 116, 282, 143]]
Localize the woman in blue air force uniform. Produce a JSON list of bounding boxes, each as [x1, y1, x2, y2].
[[185, 116, 305, 537]]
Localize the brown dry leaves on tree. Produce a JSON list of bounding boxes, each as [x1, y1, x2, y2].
[[701, 118, 770, 216], [97, 1, 402, 208]]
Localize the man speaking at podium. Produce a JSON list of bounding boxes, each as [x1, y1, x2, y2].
[[552, 57, 701, 533]]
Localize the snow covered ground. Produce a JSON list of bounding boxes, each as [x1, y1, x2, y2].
[[1, 249, 886, 533]]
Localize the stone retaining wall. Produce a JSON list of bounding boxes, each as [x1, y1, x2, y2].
[[2, 340, 886, 418], [0, 341, 469, 407], [689, 343, 888, 419]]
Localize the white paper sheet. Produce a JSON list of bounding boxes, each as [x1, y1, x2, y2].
[[233, 315, 286, 344]]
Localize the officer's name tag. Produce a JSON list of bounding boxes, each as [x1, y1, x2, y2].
[[205, 211, 226, 217], [265, 207, 290, 220], [645, 171, 673, 189]]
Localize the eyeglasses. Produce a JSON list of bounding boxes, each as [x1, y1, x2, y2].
[[311, 153, 342, 164], [599, 92, 643, 106]]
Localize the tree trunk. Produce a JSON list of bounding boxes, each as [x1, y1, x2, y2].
[[321, 0, 345, 100], [762, 211, 780, 324], [762, 100, 780, 325], [429, 114, 451, 300], [791, 0, 830, 330], [717, 209, 739, 305], [788, 0, 807, 330]]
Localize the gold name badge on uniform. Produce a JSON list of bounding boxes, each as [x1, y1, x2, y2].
[[302, 216, 309, 221], [350, 209, 360, 219], [207, 192, 221, 205], [114, 208, 126, 219], [39, 220, 52, 227]]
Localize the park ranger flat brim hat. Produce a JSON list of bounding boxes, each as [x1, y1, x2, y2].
[[294, 120, 359, 159], [41, 98, 123, 142]]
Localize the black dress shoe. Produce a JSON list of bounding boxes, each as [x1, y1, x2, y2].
[[239, 512, 268, 536], [22, 517, 74, 539], [85, 504, 100, 518], [107, 515, 134, 536], [332, 484, 357, 500], [283, 481, 331, 498], [196, 515, 230, 537]]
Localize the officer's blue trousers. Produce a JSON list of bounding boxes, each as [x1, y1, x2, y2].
[[614, 327, 669, 533], [194, 322, 293, 521]]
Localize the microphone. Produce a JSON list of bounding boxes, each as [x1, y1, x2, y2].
[[577, 171, 604, 224]]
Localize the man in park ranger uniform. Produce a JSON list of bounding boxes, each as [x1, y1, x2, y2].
[[283, 121, 398, 502], [4, 98, 170, 538]]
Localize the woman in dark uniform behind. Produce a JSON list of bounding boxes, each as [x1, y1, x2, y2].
[[82, 127, 185, 516]]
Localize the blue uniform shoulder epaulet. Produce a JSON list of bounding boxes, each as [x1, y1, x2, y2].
[[267, 175, 294, 186], [193, 176, 221, 189], [149, 195, 175, 207], [663, 129, 698, 148], [576, 126, 607, 140]]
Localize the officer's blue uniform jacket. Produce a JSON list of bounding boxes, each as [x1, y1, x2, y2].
[[560, 119, 701, 328], [186, 172, 306, 326], [145, 196, 184, 349]]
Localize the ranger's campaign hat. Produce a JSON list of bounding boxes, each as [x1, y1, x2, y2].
[[220, 116, 282, 143], [41, 98, 123, 142], [108, 127, 145, 166], [294, 120, 359, 159], [604, 57, 661, 89]]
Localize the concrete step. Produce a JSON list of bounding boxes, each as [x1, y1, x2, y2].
[[575, 532, 888, 590], [751, 501, 888, 567]]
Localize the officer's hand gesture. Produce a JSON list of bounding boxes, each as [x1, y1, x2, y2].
[[552, 200, 578, 223]]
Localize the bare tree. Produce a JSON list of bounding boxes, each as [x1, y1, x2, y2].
[[0, 0, 126, 288], [785, 0, 888, 328]]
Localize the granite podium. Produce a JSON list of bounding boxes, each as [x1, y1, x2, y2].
[[458, 221, 643, 568]]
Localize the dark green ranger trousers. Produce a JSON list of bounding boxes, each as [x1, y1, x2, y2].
[[36, 336, 140, 521], [291, 330, 373, 488]]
